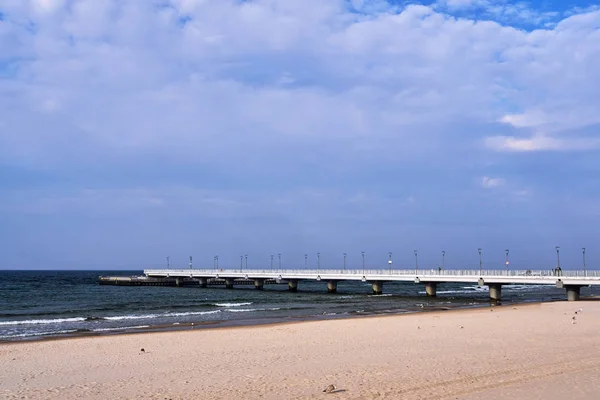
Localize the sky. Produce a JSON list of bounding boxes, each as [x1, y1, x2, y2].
[[0, 0, 599, 270]]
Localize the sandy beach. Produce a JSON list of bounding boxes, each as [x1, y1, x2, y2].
[[1, 301, 599, 399]]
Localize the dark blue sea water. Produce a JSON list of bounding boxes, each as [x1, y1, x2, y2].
[[1, 270, 598, 341]]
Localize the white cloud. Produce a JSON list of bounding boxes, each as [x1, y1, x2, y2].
[[0, 2, 598, 164], [480, 176, 505, 189], [484, 135, 600, 152]]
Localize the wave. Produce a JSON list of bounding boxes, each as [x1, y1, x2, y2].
[[92, 325, 151, 332], [104, 310, 221, 320], [0, 317, 86, 326], [227, 307, 281, 313], [213, 302, 252, 307]]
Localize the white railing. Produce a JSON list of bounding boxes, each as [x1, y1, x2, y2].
[[144, 268, 600, 278]]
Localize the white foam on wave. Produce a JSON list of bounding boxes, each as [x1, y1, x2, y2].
[[105, 310, 221, 321], [227, 307, 281, 313], [213, 302, 252, 307], [0, 317, 85, 326], [92, 325, 151, 332], [0, 329, 78, 339]]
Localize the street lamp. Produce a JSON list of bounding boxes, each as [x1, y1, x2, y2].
[[166, 256, 170, 269], [414, 250, 418, 274], [582, 247, 587, 276], [343, 253, 347, 272], [214, 255, 219, 270], [245, 254, 248, 270], [317, 252, 320, 273], [270, 254, 274, 270], [240, 255, 243, 270], [278, 253, 282, 270], [478, 248, 482, 274], [189, 256, 192, 270], [555, 246, 561, 275], [442, 250, 446, 270], [505, 249, 510, 274], [305, 253, 308, 267], [388, 252, 393, 273], [361, 251, 365, 274]]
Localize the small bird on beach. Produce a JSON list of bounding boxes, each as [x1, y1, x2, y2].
[[140, 348, 145, 352], [323, 384, 337, 393]]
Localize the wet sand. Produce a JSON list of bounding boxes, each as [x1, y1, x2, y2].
[[1, 301, 599, 399]]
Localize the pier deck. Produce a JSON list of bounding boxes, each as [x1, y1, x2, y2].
[[139, 268, 600, 301]]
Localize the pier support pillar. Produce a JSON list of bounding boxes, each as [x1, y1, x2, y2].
[[327, 281, 338, 294], [424, 282, 437, 297], [371, 281, 383, 295], [254, 279, 264, 290], [175, 278, 183, 287], [225, 278, 235, 289], [565, 285, 581, 301], [488, 284, 502, 302], [288, 280, 298, 292], [199, 278, 208, 288]]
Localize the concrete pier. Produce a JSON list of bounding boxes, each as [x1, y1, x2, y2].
[[254, 279, 264, 290], [199, 277, 208, 288], [327, 280, 338, 294], [489, 283, 502, 302], [288, 280, 298, 292], [565, 285, 582, 301], [225, 278, 235, 289], [371, 281, 383, 295], [424, 282, 437, 297]]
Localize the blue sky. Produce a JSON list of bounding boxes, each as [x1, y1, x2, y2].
[[0, 0, 599, 270]]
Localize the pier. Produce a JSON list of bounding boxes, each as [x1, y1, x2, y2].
[[136, 268, 600, 301]]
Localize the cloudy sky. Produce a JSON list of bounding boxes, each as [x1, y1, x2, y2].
[[1, 0, 599, 270]]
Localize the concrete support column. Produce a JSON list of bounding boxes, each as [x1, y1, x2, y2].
[[225, 278, 235, 289], [199, 278, 208, 288], [254, 279, 264, 290], [288, 280, 298, 292], [372, 281, 383, 295], [488, 283, 502, 302], [565, 285, 581, 301], [425, 282, 437, 297], [327, 281, 338, 294], [175, 278, 183, 287]]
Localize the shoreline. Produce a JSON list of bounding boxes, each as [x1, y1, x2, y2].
[[3, 296, 591, 345], [2, 300, 599, 399]]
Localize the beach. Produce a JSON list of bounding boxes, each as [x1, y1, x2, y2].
[[1, 301, 599, 399]]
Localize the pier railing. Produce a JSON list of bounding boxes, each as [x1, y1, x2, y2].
[[144, 269, 600, 278]]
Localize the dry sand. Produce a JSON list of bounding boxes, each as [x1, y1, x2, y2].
[[1, 301, 599, 399]]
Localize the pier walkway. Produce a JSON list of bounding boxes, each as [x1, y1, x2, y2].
[[143, 269, 600, 301]]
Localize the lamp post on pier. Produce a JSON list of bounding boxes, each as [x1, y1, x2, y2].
[[317, 252, 320, 274], [240, 255, 243, 270], [214, 255, 219, 270], [414, 250, 418, 274], [582, 247, 587, 276], [245, 254, 248, 270], [555, 246, 561, 275], [505, 249, 510, 274], [343, 253, 347, 272], [166, 256, 170, 269], [361, 251, 365, 274], [442, 250, 445, 270], [478, 248, 482, 274], [278, 254, 282, 270], [270, 254, 274, 270], [305, 254, 308, 267], [388, 252, 393, 273], [189, 256, 192, 270]]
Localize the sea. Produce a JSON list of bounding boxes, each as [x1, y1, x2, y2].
[[1, 270, 598, 342]]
